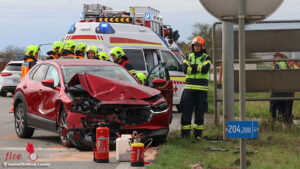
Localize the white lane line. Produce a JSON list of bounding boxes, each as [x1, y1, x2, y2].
[[0, 147, 74, 151]]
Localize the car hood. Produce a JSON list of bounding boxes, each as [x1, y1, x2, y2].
[[68, 73, 160, 101]]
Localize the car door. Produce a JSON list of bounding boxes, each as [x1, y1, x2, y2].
[[145, 63, 173, 106], [161, 50, 185, 106], [38, 65, 61, 131], [25, 64, 49, 127]]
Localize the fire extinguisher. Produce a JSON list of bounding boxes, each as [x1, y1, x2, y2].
[[130, 132, 152, 167], [94, 126, 109, 163]]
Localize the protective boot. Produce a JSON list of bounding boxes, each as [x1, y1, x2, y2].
[[181, 129, 191, 138]]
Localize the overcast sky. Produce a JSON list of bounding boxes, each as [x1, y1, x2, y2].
[[0, 0, 299, 51]]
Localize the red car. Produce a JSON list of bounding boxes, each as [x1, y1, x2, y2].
[[12, 59, 173, 149]]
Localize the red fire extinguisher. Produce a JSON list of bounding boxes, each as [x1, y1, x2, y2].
[[94, 126, 109, 163], [130, 132, 152, 167]]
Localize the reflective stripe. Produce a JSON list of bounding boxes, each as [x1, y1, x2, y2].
[[185, 84, 208, 91], [197, 64, 201, 72], [183, 60, 191, 66], [187, 67, 192, 75], [202, 60, 212, 66], [129, 69, 136, 74], [193, 124, 204, 130], [170, 76, 186, 82], [181, 125, 191, 130]]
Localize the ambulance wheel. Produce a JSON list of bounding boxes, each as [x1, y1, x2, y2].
[[59, 109, 74, 148], [176, 104, 182, 113]]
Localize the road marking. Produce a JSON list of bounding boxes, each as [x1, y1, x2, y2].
[[0, 147, 74, 151], [0, 136, 20, 139]]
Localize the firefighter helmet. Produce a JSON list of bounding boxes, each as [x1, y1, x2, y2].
[[109, 47, 125, 59], [86, 46, 98, 56], [136, 72, 147, 85], [64, 40, 77, 53], [26, 45, 40, 57], [191, 36, 205, 49], [78, 42, 87, 53], [52, 41, 64, 54], [99, 52, 109, 61]]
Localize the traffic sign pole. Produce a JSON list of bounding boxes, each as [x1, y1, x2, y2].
[[222, 22, 235, 141], [238, 0, 247, 168]]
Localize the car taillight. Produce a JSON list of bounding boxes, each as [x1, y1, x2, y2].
[[1, 72, 12, 77]]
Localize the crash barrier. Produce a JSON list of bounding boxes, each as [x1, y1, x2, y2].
[[211, 20, 300, 124]]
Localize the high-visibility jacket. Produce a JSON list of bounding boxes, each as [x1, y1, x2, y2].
[[46, 55, 58, 60], [60, 54, 85, 59], [121, 60, 136, 75], [182, 52, 212, 92], [277, 61, 287, 69], [21, 57, 36, 78]]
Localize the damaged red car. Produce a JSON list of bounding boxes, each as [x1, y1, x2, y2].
[[12, 59, 173, 149]]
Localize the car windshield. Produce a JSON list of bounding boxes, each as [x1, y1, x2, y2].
[[61, 65, 138, 85], [5, 63, 22, 71]]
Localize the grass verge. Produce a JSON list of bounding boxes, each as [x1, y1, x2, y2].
[[207, 82, 300, 119], [150, 120, 300, 169]]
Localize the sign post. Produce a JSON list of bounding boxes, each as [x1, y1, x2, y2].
[[238, 0, 247, 168], [199, 0, 284, 168]]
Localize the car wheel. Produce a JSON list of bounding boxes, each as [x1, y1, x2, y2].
[[59, 110, 74, 147], [0, 90, 6, 97], [152, 129, 169, 146], [14, 103, 34, 138]]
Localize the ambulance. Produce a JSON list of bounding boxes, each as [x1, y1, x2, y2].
[[64, 4, 185, 110]]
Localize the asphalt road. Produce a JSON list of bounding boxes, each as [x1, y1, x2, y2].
[[0, 95, 183, 169]]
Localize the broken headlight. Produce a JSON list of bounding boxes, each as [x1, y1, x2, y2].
[[151, 101, 169, 112], [71, 98, 101, 114]]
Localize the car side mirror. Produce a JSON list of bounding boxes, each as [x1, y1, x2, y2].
[[42, 79, 54, 88], [152, 78, 167, 87]]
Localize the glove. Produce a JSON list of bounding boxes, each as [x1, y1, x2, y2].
[[191, 64, 198, 74]]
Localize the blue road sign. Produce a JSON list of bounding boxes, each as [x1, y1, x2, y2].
[[146, 12, 151, 20], [227, 121, 259, 139]]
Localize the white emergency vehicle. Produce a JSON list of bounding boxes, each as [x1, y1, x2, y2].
[[64, 4, 186, 110]]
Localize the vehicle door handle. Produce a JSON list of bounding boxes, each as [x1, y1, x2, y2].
[[38, 89, 43, 95], [23, 85, 27, 89]]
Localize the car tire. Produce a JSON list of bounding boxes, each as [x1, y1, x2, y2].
[[152, 129, 169, 146], [0, 90, 6, 97], [14, 102, 34, 138], [59, 109, 74, 148]]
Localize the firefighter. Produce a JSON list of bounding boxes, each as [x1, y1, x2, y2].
[[86, 46, 99, 59], [110, 47, 136, 75], [180, 36, 212, 140], [76, 42, 87, 57], [46, 41, 64, 60], [136, 72, 147, 85], [61, 40, 85, 59], [287, 61, 299, 123], [99, 52, 111, 62], [269, 53, 293, 123], [21, 45, 39, 78]]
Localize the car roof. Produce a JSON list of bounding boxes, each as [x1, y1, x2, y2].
[[43, 59, 117, 67]]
